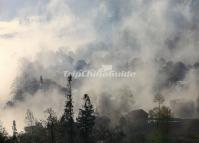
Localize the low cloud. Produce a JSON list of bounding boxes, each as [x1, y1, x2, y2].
[[0, 0, 199, 134]]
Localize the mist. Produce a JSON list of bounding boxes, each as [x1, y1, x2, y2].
[[0, 0, 199, 134]]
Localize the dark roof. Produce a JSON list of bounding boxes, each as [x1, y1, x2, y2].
[[126, 109, 148, 120]]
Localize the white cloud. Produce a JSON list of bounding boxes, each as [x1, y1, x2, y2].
[[1, 0, 199, 134]]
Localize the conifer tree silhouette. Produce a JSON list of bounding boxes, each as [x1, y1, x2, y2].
[[77, 94, 95, 143], [63, 75, 74, 143]]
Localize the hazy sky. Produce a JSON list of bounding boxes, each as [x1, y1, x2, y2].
[[0, 0, 97, 133], [0, 0, 95, 99], [0, 0, 199, 134]]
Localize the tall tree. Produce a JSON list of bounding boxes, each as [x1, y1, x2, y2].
[[12, 120, 18, 143], [154, 93, 165, 121], [63, 75, 74, 143], [25, 109, 35, 127], [148, 106, 171, 143], [77, 94, 95, 143], [45, 108, 57, 143], [154, 93, 165, 109], [25, 109, 35, 143]]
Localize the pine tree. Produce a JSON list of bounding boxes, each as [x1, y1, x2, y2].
[[77, 94, 95, 143], [12, 120, 18, 143], [45, 108, 57, 143], [63, 75, 74, 143]]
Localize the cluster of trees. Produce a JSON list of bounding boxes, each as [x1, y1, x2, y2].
[[0, 89, 173, 143], [0, 75, 96, 143], [1, 76, 198, 143]]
